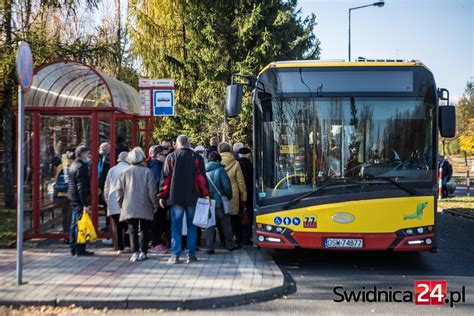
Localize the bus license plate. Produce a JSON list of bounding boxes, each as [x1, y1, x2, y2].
[[325, 238, 363, 249]]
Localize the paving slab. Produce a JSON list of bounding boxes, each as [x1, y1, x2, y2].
[[0, 242, 287, 309]]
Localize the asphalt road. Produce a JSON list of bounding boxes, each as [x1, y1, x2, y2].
[[220, 211, 474, 315]]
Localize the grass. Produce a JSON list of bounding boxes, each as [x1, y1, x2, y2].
[[438, 196, 474, 214], [0, 206, 16, 246]]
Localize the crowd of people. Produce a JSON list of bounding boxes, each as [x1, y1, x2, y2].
[[67, 135, 253, 264]]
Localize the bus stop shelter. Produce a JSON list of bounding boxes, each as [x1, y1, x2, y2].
[[21, 60, 153, 239]]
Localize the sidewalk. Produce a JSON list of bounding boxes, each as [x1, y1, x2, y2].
[[0, 242, 287, 309]]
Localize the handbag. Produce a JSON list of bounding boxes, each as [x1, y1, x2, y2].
[[206, 173, 234, 215], [77, 209, 97, 244], [193, 197, 216, 228]]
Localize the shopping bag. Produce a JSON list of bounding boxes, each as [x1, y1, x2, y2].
[[221, 196, 234, 215], [208, 200, 216, 227], [77, 210, 97, 244], [206, 173, 234, 215], [192, 198, 216, 228]]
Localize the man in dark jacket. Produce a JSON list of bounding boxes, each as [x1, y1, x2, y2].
[[159, 135, 209, 264], [440, 157, 453, 198], [68, 145, 94, 256], [237, 147, 253, 245]]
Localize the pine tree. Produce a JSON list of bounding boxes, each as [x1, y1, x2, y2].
[[129, 0, 320, 145]]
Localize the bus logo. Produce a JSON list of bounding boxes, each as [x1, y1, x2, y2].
[[332, 213, 355, 224], [403, 202, 428, 220]]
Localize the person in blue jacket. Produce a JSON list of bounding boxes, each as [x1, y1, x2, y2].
[[147, 145, 163, 184], [205, 151, 237, 254], [147, 145, 170, 253]]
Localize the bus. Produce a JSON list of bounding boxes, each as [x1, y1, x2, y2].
[[225, 60, 455, 251]]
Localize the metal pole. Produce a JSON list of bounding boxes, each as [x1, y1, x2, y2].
[[348, 9, 351, 62], [348, 3, 382, 62], [467, 170, 471, 197], [16, 85, 25, 285], [438, 166, 443, 201]]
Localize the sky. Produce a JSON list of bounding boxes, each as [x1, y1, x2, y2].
[[298, 0, 473, 103]]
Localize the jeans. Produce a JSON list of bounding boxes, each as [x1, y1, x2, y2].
[[127, 218, 151, 254], [170, 205, 197, 258], [70, 205, 86, 254], [205, 207, 236, 251]]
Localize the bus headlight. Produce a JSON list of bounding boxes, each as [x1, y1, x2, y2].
[[406, 229, 413, 235], [425, 238, 432, 245], [275, 227, 283, 233], [258, 235, 265, 242], [407, 239, 424, 245], [266, 237, 281, 243], [417, 227, 424, 234], [265, 225, 273, 232]]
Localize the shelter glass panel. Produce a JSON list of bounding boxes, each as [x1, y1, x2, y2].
[[38, 115, 91, 234], [24, 114, 33, 232], [116, 120, 132, 158]]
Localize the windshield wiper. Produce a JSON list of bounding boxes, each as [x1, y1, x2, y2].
[[360, 174, 417, 196], [282, 178, 354, 210]]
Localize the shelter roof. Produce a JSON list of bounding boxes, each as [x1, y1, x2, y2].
[[25, 60, 140, 115]]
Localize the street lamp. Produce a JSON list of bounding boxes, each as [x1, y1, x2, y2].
[[348, 1, 385, 61]]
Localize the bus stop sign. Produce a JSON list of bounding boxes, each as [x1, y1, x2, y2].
[[153, 90, 174, 116], [139, 79, 175, 117], [16, 41, 33, 93]]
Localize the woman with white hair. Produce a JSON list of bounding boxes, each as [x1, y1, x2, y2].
[[232, 142, 244, 158], [117, 147, 158, 262]]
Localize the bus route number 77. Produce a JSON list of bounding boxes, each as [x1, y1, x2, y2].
[[304, 215, 317, 228]]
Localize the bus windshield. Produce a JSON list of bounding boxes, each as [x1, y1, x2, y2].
[[254, 96, 435, 202]]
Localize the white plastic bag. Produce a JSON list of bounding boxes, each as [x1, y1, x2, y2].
[[192, 198, 216, 228]]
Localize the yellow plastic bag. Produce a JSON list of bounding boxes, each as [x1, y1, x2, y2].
[[77, 210, 97, 244]]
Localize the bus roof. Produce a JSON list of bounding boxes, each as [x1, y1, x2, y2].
[[260, 60, 432, 75]]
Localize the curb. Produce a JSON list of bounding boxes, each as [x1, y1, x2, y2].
[[0, 250, 291, 310], [1, 281, 289, 310]]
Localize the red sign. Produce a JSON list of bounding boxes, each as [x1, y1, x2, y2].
[[415, 280, 447, 305]]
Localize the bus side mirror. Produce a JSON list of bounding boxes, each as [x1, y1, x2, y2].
[[225, 84, 243, 118], [439, 106, 456, 138]]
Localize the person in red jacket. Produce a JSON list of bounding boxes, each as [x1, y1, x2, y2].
[[159, 135, 209, 264]]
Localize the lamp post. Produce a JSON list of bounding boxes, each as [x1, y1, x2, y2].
[[348, 1, 385, 61]]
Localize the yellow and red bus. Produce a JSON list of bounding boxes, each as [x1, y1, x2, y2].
[[226, 60, 455, 251]]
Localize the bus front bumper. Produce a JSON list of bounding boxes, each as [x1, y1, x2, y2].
[[256, 229, 434, 251]]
